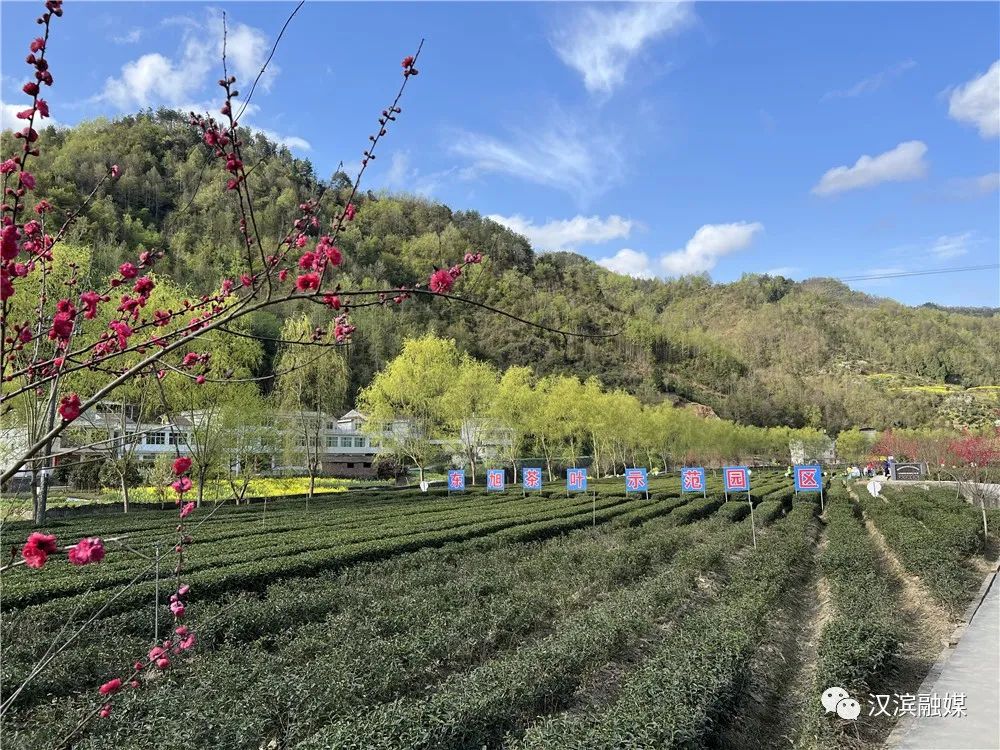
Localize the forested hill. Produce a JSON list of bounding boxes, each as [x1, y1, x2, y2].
[[5, 112, 999, 432]]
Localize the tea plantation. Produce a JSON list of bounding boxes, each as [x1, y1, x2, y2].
[[1, 473, 995, 749]]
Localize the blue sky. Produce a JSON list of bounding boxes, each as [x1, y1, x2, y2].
[[2, 1, 998, 307]]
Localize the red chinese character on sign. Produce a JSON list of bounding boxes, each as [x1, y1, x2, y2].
[[725, 468, 747, 490], [488, 471, 503, 488], [569, 470, 583, 485], [524, 469, 541, 488], [683, 469, 703, 490], [626, 470, 643, 490], [449, 473, 462, 488], [797, 468, 819, 489]]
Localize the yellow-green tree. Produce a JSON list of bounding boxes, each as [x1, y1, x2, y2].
[[836, 427, 875, 465], [489, 366, 538, 475], [273, 315, 348, 499], [358, 335, 461, 482], [441, 355, 500, 484]]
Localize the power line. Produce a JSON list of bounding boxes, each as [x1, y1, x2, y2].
[[837, 264, 1000, 282]]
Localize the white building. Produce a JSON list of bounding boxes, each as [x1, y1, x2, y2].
[[1, 404, 382, 484], [2, 402, 513, 485], [279, 408, 379, 477], [789, 437, 837, 465], [451, 418, 514, 467]]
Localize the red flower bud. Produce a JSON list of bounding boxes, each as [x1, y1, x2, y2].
[[99, 678, 122, 695]]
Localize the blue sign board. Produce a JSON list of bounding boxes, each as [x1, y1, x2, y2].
[[624, 467, 648, 493], [681, 467, 706, 493], [522, 467, 543, 491], [794, 464, 823, 492], [723, 466, 750, 493], [447, 470, 465, 492], [486, 469, 505, 492], [566, 467, 587, 492]]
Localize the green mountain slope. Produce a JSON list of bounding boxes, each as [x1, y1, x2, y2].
[[5, 112, 998, 431]]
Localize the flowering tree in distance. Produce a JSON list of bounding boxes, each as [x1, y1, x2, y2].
[[947, 428, 999, 540], [874, 427, 999, 539]]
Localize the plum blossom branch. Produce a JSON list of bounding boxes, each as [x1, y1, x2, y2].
[[0, 561, 152, 716]]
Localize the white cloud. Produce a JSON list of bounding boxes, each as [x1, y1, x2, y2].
[[883, 232, 984, 264], [660, 221, 764, 275], [95, 14, 306, 153], [822, 59, 916, 101], [254, 127, 310, 152], [112, 28, 143, 45], [947, 61, 1000, 138], [178, 100, 258, 120], [933, 172, 1000, 200], [99, 11, 277, 110], [596, 221, 764, 279], [451, 115, 624, 202], [378, 150, 456, 197], [853, 266, 905, 288], [969, 172, 1000, 193], [214, 12, 278, 93], [487, 213, 632, 252], [385, 151, 415, 189], [929, 231, 975, 260], [99, 45, 212, 110], [551, 2, 694, 95], [764, 266, 799, 278], [1, 102, 60, 131], [944, 172, 1000, 199], [812, 141, 928, 196], [596, 248, 655, 279]]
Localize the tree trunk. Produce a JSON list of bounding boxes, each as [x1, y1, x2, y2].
[[470, 454, 477, 485], [982, 498, 989, 544], [590, 433, 599, 478], [37, 467, 50, 525], [32, 399, 59, 525], [540, 437, 553, 481], [196, 469, 206, 508], [121, 475, 130, 514], [31, 467, 44, 526], [418, 465, 425, 483]]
